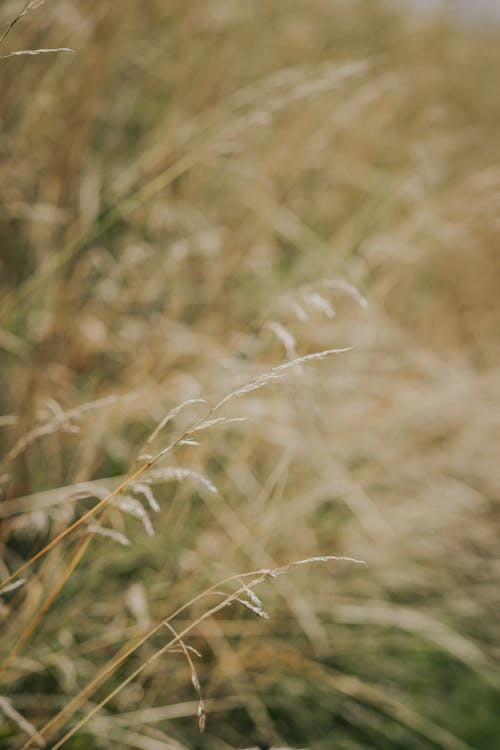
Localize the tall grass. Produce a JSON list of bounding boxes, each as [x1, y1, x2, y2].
[[1, 1, 500, 749]]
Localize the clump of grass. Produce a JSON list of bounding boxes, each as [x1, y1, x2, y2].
[[1, 1, 500, 749]]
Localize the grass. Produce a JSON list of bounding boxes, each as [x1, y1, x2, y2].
[[1, 1, 500, 748]]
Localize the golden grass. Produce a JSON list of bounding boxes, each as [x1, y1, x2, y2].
[[1, 1, 500, 749]]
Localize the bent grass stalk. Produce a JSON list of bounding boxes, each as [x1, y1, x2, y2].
[[0, 1, 40, 49], [162, 621, 206, 733], [47, 579, 271, 750], [20, 556, 365, 750], [22, 558, 363, 748], [0, 347, 350, 594], [1, 348, 353, 747]]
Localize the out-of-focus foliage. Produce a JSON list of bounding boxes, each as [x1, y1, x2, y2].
[[1, 1, 500, 749]]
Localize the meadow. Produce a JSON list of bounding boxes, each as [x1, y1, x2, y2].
[[1, 1, 500, 748]]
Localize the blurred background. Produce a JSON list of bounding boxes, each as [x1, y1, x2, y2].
[[1, 1, 499, 748]]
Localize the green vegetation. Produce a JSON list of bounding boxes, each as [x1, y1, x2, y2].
[[1, 1, 500, 748]]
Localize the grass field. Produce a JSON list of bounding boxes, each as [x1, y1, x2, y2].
[[1, 1, 500, 749]]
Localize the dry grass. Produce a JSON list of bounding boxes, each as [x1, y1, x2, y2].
[[1, 1, 500, 749]]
